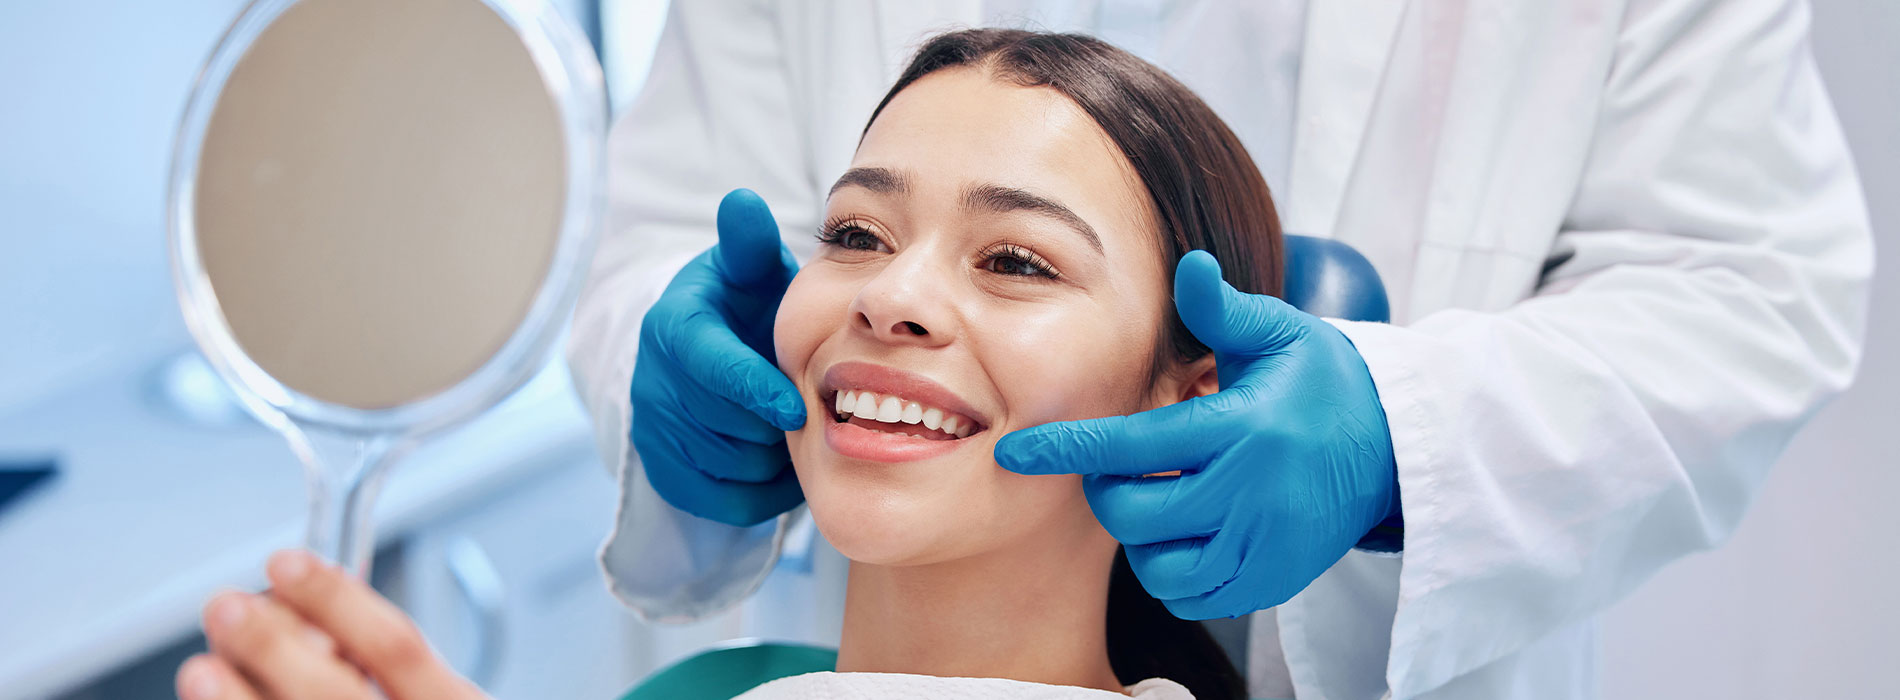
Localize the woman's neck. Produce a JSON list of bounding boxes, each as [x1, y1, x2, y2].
[[835, 521, 1123, 693]]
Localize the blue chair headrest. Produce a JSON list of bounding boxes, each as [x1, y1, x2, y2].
[[1281, 235, 1390, 323]]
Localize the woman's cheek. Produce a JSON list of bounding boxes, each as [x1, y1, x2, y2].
[[773, 271, 827, 379], [986, 307, 1151, 427]]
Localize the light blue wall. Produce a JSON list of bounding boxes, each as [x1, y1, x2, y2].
[[0, 2, 251, 412], [0, 1, 637, 415]]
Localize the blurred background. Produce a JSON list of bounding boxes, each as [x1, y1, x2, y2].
[[0, 1, 1890, 698], [1597, 4, 1899, 696]]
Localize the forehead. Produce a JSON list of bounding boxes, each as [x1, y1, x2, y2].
[[852, 68, 1156, 249]]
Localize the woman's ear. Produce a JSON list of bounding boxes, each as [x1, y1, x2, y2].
[[1149, 355, 1220, 409], [1174, 355, 1219, 404], [1155, 355, 1216, 405]]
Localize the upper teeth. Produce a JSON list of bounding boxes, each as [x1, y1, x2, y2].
[[835, 390, 976, 438]]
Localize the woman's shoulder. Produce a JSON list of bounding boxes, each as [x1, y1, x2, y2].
[[733, 671, 1195, 699]]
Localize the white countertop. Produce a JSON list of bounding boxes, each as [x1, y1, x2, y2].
[[0, 348, 594, 700]]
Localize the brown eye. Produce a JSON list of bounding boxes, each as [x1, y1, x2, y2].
[[839, 228, 883, 251], [986, 255, 1038, 276], [816, 219, 891, 253], [980, 244, 1059, 279]]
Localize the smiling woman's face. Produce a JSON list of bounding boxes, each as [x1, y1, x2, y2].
[[774, 67, 1207, 566]]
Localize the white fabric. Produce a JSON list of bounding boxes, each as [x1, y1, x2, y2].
[[569, 0, 1873, 698], [732, 672, 1194, 700]]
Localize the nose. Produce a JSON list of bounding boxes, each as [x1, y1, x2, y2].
[[849, 250, 958, 348]]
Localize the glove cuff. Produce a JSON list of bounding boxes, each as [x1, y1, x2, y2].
[[1355, 466, 1404, 553], [1355, 508, 1405, 553]]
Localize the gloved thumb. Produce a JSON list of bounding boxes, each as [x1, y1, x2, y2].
[[715, 188, 796, 294], [1174, 250, 1305, 358]]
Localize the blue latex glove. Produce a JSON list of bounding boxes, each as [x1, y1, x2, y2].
[[996, 250, 1401, 620], [631, 189, 807, 527]]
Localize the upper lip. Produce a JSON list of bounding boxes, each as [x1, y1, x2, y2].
[[820, 361, 990, 429]]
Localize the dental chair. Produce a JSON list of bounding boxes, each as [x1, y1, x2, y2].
[[1278, 235, 1391, 326], [616, 235, 1390, 700]]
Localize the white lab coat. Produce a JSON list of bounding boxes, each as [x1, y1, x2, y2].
[[566, 1, 1873, 698]]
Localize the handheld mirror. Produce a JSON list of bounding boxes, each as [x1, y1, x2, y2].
[[169, 0, 604, 575]]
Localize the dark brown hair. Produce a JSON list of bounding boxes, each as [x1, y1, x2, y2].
[[863, 29, 1284, 699]]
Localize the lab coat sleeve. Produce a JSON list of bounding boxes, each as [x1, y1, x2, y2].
[[566, 0, 818, 622], [1328, 0, 1873, 694]]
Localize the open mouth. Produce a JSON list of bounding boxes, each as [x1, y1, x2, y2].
[[824, 389, 986, 441]]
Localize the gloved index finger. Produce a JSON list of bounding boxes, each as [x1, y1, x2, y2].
[[993, 398, 1223, 477], [656, 302, 807, 431]]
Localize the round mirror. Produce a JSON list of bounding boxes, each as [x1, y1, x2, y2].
[[169, 0, 603, 574]]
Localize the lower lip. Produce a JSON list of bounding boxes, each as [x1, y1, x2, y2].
[[824, 420, 972, 463]]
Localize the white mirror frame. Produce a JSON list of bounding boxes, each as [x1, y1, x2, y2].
[[166, 0, 605, 573], [168, 0, 605, 440]]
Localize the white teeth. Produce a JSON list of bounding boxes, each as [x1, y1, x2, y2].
[[852, 392, 880, 420], [831, 388, 978, 437]]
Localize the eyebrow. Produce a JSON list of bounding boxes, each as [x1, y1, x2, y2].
[[962, 183, 1103, 254], [826, 166, 1105, 255], [828, 167, 910, 198]]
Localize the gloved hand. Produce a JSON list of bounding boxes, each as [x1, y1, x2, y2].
[[996, 250, 1401, 620], [631, 189, 806, 527]]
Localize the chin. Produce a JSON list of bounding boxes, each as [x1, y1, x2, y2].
[[798, 467, 951, 565], [812, 511, 937, 566], [788, 448, 953, 566]]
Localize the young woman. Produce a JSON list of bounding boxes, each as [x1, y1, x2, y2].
[[175, 29, 1283, 700]]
